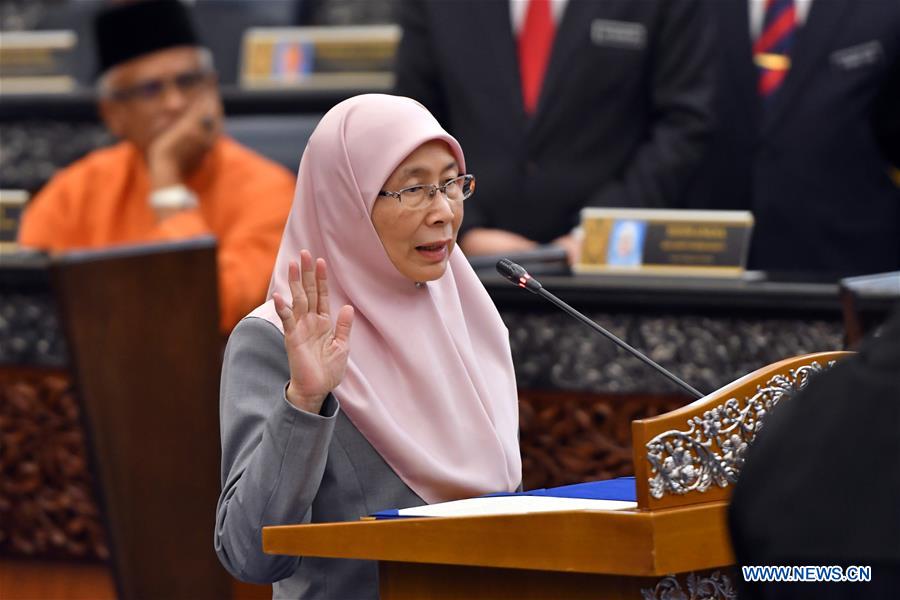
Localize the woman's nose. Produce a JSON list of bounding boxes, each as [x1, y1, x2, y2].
[[426, 191, 455, 223]]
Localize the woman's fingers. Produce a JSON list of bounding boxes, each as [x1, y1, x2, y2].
[[300, 250, 318, 315], [285, 250, 335, 326], [315, 258, 330, 317], [273, 292, 296, 331], [333, 305, 354, 346], [287, 260, 306, 317]]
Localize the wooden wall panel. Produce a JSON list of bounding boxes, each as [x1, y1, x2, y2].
[[518, 389, 689, 489], [0, 368, 107, 561]]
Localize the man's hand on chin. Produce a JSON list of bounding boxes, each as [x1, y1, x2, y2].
[[147, 92, 222, 189]]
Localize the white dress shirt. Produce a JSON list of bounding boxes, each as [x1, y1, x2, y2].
[[510, 0, 569, 34], [749, 0, 815, 38]]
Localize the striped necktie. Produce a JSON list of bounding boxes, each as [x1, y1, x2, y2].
[[754, 0, 796, 99], [518, 0, 556, 115]]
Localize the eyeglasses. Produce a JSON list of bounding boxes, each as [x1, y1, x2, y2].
[[107, 69, 215, 102], [378, 174, 476, 210]]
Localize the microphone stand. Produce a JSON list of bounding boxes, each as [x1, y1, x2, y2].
[[535, 286, 705, 399], [496, 259, 705, 400]]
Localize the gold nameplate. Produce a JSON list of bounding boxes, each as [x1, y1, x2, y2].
[[576, 208, 754, 278], [240, 26, 400, 90], [0, 30, 76, 94], [0, 190, 29, 252]]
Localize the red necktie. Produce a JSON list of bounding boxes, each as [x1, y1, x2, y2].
[[518, 0, 556, 115], [754, 0, 796, 99]]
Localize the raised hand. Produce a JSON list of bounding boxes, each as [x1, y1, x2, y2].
[[273, 250, 354, 414]]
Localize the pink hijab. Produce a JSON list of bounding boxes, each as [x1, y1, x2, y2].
[[250, 94, 521, 503]]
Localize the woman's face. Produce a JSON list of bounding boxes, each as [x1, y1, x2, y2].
[[371, 140, 463, 282]]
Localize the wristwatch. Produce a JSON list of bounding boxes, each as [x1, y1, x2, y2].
[[149, 184, 199, 210]]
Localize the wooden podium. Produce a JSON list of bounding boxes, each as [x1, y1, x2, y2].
[[42, 239, 230, 599], [263, 351, 849, 599], [1, 239, 268, 599]]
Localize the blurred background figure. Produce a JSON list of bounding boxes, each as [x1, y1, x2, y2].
[[393, 0, 715, 263], [687, 0, 900, 276], [16, 0, 296, 333], [729, 306, 900, 599]]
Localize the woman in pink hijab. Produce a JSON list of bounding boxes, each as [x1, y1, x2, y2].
[[214, 94, 521, 598]]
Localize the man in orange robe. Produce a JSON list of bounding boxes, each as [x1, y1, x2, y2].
[[17, 0, 295, 333]]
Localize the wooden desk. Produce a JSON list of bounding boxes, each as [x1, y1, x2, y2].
[[262, 352, 849, 599], [264, 503, 734, 599]]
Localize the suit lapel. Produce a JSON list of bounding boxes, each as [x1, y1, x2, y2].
[[721, 0, 760, 130], [533, 0, 590, 117], [472, 0, 525, 121], [528, 0, 593, 140], [761, 0, 850, 134]]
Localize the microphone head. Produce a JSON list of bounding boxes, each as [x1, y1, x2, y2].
[[496, 259, 542, 292], [496, 258, 527, 281]]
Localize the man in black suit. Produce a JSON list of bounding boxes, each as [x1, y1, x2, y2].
[[394, 0, 715, 260], [688, 0, 900, 276], [729, 306, 900, 598]]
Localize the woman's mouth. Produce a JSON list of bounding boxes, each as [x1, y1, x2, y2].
[[415, 240, 450, 262]]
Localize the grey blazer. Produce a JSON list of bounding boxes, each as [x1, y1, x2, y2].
[[214, 317, 423, 599]]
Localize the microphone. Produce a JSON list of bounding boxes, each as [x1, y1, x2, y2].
[[496, 259, 705, 399], [496, 258, 543, 293]]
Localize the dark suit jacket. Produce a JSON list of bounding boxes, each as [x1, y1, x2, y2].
[[729, 307, 900, 599], [687, 0, 900, 275], [394, 0, 715, 243]]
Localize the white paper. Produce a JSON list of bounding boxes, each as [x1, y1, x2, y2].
[[395, 495, 637, 518]]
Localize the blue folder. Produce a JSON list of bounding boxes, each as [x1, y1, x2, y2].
[[372, 477, 636, 519]]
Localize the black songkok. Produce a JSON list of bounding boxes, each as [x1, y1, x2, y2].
[[94, 0, 199, 74]]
